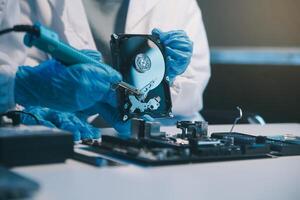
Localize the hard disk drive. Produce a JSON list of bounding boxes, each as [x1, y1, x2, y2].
[[110, 34, 172, 121]]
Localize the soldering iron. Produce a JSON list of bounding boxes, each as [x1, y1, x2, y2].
[[0, 23, 141, 96]]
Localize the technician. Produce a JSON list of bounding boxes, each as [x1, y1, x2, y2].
[[0, 0, 125, 140], [1, 0, 210, 140], [19, 0, 210, 138], [20, 0, 210, 118]]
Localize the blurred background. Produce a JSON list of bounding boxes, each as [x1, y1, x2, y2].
[[197, 0, 300, 123]]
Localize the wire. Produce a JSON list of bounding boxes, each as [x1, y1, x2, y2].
[[230, 106, 243, 133], [0, 25, 41, 126], [0, 27, 14, 35], [0, 25, 39, 36], [0, 110, 40, 125]]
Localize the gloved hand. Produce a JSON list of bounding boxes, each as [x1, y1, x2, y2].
[[22, 106, 100, 141], [77, 103, 131, 137], [152, 29, 193, 83], [14, 50, 122, 112], [78, 103, 154, 138], [80, 50, 118, 107]]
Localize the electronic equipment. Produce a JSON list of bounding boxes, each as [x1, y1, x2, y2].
[[0, 167, 39, 200], [0, 125, 73, 167], [211, 132, 300, 156], [84, 119, 300, 166], [111, 34, 172, 121]]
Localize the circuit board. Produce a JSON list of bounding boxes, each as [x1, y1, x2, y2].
[[85, 119, 300, 166]]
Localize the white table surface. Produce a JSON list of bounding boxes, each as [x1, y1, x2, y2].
[[13, 123, 300, 200]]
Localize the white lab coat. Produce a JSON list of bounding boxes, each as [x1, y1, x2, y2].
[[0, 0, 26, 113], [1, 0, 210, 120]]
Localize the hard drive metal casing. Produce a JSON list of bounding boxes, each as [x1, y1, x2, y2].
[[110, 34, 172, 121]]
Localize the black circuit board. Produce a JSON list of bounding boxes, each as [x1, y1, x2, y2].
[[86, 120, 300, 166]]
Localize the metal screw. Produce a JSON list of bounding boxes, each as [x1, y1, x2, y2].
[[123, 115, 128, 121], [112, 33, 119, 39], [165, 76, 170, 82]]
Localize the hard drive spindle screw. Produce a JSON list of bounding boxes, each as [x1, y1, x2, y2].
[[123, 115, 128, 121]]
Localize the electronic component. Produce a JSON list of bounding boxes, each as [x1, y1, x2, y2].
[[267, 135, 300, 145], [114, 81, 142, 96], [266, 135, 300, 155], [211, 132, 300, 156], [211, 132, 271, 155], [84, 120, 300, 166], [0, 125, 73, 167], [110, 34, 172, 121]]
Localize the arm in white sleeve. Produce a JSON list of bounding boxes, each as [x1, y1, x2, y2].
[[170, 0, 211, 117], [0, 58, 16, 113], [19, 0, 96, 66], [0, 0, 26, 113], [19, 0, 49, 66]]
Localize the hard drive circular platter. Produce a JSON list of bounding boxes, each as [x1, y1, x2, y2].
[[110, 34, 172, 121]]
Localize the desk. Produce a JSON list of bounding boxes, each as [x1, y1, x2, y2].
[[14, 124, 300, 200]]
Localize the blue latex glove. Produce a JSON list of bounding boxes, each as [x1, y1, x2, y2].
[[77, 103, 131, 137], [78, 103, 154, 138], [81, 50, 118, 107], [14, 50, 122, 112], [22, 106, 100, 141], [152, 29, 193, 83]]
